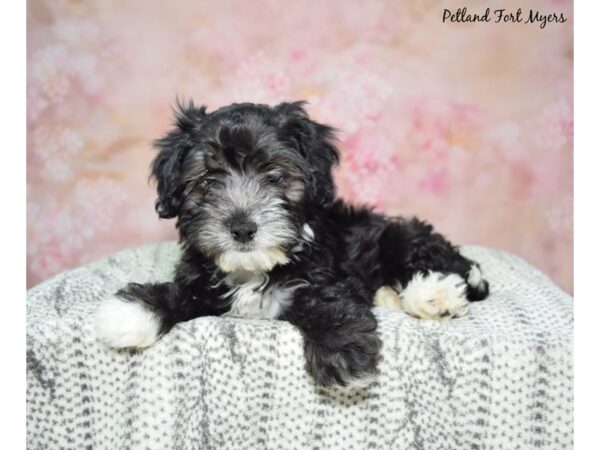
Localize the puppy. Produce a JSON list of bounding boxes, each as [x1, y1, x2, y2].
[[95, 101, 489, 387]]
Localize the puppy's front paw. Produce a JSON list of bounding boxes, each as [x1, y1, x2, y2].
[[304, 331, 381, 388], [94, 295, 161, 349], [399, 271, 469, 321]]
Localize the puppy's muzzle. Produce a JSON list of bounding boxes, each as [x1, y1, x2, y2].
[[229, 215, 257, 243]]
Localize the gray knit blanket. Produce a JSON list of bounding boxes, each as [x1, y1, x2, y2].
[[26, 242, 573, 449]]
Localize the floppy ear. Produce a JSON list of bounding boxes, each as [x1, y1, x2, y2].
[[275, 101, 340, 208], [151, 100, 207, 218]]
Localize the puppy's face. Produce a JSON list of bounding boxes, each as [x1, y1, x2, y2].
[[177, 119, 308, 273], [151, 101, 339, 273]]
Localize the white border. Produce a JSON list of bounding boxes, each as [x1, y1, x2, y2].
[[574, 0, 600, 446], [0, 1, 25, 447]]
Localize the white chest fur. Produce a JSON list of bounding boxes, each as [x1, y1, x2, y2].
[[221, 272, 304, 320]]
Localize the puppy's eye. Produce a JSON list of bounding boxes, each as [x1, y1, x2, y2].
[[202, 177, 221, 188], [266, 173, 285, 184]]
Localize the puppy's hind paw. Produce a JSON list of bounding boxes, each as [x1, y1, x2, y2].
[[373, 285, 402, 309], [398, 271, 469, 321], [94, 295, 161, 349], [466, 264, 490, 301]]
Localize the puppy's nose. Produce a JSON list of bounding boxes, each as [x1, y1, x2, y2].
[[229, 217, 258, 243]]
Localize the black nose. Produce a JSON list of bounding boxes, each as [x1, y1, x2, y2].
[[229, 217, 258, 243]]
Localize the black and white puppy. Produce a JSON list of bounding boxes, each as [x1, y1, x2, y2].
[[95, 101, 489, 387]]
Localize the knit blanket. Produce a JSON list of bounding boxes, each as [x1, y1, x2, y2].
[[26, 242, 573, 449]]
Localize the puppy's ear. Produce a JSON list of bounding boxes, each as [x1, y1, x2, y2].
[[275, 101, 340, 208], [151, 100, 207, 218]]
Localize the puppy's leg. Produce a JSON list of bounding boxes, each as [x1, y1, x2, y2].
[[94, 282, 215, 349], [377, 218, 490, 320], [283, 282, 382, 388]]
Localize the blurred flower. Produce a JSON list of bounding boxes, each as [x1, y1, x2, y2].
[[29, 45, 71, 105], [546, 196, 573, 238], [27, 178, 129, 281], [535, 98, 573, 151], [31, 127, 83, 182], [315, 62, 392, 133], [230, 52, 292, 103]]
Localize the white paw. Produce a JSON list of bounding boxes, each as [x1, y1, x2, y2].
[[373, 285, 402, 308], [94, 295, 161, 349], [397, 271, 469, 321]]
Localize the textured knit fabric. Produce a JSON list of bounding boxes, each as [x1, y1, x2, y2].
[[26, 242, 573, 449]]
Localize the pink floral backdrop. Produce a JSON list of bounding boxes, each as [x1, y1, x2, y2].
[[27, 0, 573, 292]]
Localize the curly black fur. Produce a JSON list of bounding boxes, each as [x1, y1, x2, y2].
[[112, 100, 489, 387]]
